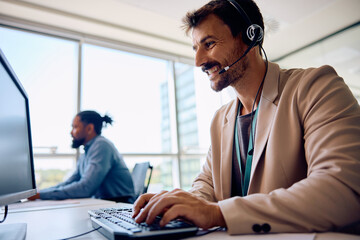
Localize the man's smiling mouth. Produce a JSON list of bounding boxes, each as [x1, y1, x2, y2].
[[205, 66, 220, 75]]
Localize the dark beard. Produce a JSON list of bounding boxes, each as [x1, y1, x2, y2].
[[222, 55, 248, 90], [214, 72, 232, 92], [202, 54, 248, 92], [202, 61, 231, 92], [71, 138, 85, 149]]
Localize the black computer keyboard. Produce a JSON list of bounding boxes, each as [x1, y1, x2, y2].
[[88, 206, 198, 240]]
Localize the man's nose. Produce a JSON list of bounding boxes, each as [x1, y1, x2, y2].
[[194, 48, 207, 67]]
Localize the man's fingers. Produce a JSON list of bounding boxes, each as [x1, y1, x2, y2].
[[134, 191, 169, 222], [133, 189, 215, 228], [145, 195, 180, 224], [159, 204, 187, 227], [160, 203, 216, 229], [134, 189, 224, 230], [132, 193, 155, 217]]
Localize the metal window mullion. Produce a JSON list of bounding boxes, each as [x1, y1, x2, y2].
[[75, 40, 83, 162], [169, 61, 182, 189]]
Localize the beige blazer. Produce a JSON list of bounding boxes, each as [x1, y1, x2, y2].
[[190, 62, 360, 234]]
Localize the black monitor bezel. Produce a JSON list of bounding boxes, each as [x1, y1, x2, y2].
[[0, 48, 37, 206]]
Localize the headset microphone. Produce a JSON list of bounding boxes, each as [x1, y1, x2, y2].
[[218, 27, 261, 75]]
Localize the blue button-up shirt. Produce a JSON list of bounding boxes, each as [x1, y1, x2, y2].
[[39, 136, 135, 200]]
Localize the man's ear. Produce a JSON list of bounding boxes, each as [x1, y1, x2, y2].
[[86, 123, 95, 135]]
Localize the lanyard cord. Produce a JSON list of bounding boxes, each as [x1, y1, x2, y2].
[[233, 45, 268, 196], [234, 104, 258, 196]]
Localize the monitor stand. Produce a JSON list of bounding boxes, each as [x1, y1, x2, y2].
[[0, 223, 26, 240]]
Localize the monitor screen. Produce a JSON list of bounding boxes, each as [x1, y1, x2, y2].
[[0, 49, 36, 206]]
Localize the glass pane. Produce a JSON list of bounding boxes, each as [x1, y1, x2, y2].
[[180, 156, 203, 191], [81, 44, 172, 153], [174, 62, 235, 189], [175, 63, 199, 151], [34, 156, 76, 189], [0, 27, 79, 154], [175, 62, 235, 153], [122, 156, 174, 192], [0, 27, 79, 189]]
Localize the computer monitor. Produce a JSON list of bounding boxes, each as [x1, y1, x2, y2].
[[0, 48, 37, 237]]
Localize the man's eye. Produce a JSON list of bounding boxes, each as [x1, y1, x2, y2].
[[205, 41, 215, 48]]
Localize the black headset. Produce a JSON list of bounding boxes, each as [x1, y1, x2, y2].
[[227, 0, 263, 47], [225, 0, 269, 160], [219, 0, 265, 74]]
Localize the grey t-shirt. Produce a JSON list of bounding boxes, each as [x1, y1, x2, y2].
[[231, 111, 253, 197]]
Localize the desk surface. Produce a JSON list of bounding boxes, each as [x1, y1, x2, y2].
[[2, 199, 359, 240]]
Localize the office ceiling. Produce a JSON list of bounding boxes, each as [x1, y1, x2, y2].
[[110, 0, 359, 60], [116, 0, 333, 32], [0, 0, 359, 60]]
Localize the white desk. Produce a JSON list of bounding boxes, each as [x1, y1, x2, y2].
[[3, 198, 115, 240], [2, 199, 359, 240]]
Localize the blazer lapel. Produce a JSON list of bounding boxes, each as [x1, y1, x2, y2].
[[250, 62, 280, 187], [220, 100, 238, 199]]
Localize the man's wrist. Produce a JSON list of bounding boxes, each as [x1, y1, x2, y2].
[[212, 203, 226, 227]]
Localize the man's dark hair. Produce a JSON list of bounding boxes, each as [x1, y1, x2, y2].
[[182, 0, 264, 46], [77, 110, 113, 135]]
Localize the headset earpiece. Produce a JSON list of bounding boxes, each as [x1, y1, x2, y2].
[[219, 0, 265, 74], [246, 24, 263, 44], [227, 0, 263, 46]]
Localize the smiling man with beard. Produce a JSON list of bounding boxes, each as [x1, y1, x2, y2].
[[29, 110, 135, 202], [132, 0, 360, 235]]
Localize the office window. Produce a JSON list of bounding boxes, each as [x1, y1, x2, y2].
[[0, 24, 234, 191], [81, 44, 176, 190], [81, 44, 171, 153], [0, 27, 78, 189], [125, 156, 174, 192], [174, 62, 234, 189]]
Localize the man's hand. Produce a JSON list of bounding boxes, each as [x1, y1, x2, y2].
[[27, 193, 40, 201], [132, 189, 226, 229]]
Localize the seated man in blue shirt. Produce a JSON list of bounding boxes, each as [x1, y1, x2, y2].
[[29, 110, 135, 202]]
